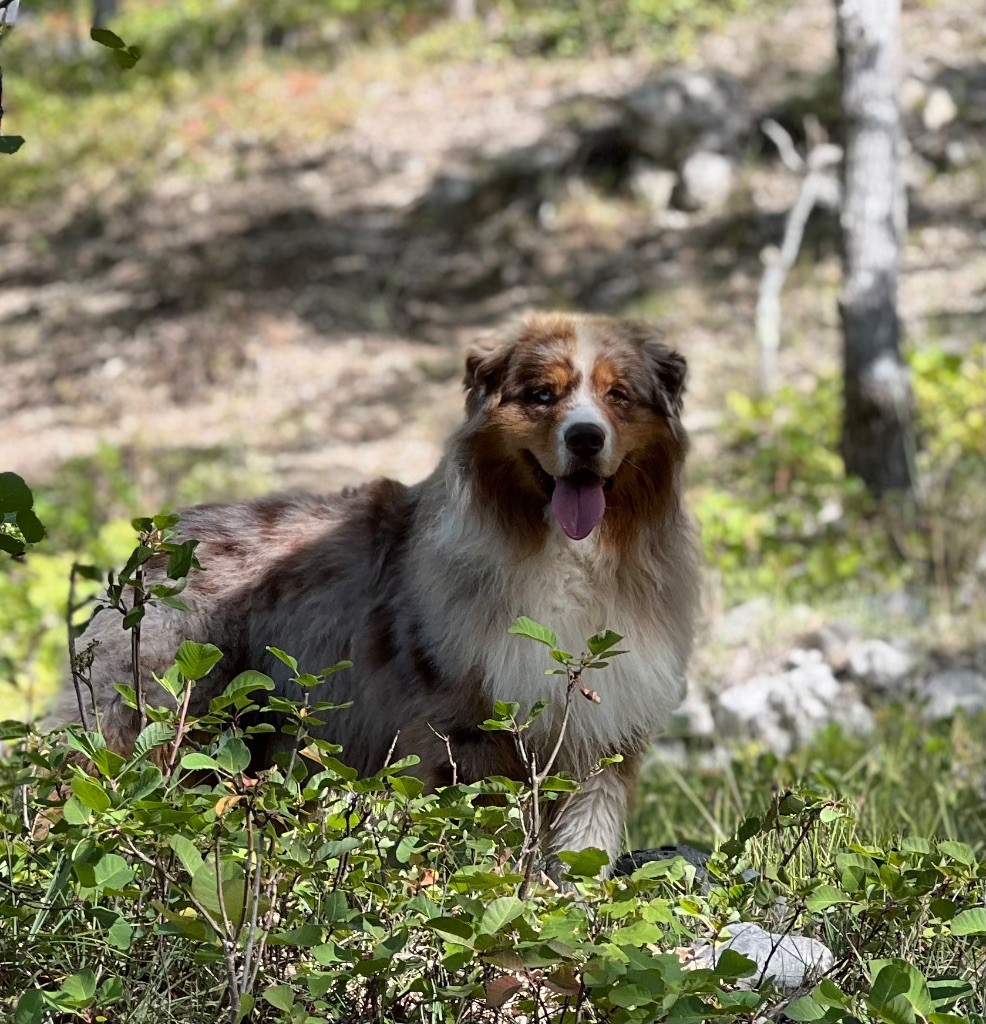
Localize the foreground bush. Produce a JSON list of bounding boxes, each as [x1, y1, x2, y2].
[[1, 635, 985, 1023]]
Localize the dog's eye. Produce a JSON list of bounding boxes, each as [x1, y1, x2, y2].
[[527, 387, 557, 406], [606, 387, 631, 405]]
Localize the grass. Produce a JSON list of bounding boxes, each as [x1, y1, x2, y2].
[[630, 712, 986, 854]]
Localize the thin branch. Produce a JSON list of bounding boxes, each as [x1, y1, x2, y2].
[[756, 119, 842, 393]]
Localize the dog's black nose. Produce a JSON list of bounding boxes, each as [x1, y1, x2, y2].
[[564, 422, 606, 459]]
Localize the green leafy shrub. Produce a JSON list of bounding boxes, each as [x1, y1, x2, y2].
[[693, 343, 986, 604], [1, 536, 984, 1021]]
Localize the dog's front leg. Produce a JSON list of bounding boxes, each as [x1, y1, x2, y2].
[[544, 757, 638, 880]]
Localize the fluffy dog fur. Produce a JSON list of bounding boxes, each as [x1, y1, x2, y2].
[[58, 312, 700, 867]]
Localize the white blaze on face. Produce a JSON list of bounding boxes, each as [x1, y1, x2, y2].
[[556, 323, 612, 474]]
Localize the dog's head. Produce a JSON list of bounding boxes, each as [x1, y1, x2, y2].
[[462, 313, 688, 545]]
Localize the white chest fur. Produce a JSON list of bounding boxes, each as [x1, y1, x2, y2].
[[477, 527, 686, 769]]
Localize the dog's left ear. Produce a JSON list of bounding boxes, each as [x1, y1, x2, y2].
[[642, 338, 687, 417], [464, 340, 513, 416]]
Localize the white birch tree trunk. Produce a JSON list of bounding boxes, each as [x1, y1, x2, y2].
[[835, 0, 915, 493]]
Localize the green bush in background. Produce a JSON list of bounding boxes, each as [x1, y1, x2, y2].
[[693, 343, 986, 603]]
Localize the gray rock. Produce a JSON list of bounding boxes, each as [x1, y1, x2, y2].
[[620, 70, 748, 167], [848, 639, 914, 694], [918, 670, 986, 721], [801, 621, 858, 673], [691, 921, 834, 989], [677, 150, 735, 210], [714, 664, 874, 756]]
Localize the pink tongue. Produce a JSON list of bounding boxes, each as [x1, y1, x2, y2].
[[551, 476, 606, 540]]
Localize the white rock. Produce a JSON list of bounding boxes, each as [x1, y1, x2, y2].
[[918, 670, 986, 721], [691, 921, 834, 990], [629, 163, 677, 213], [848, 639, 914, 693], [714, 664, 873, 756], [784, 647, 824, 669], [678, 150, 735, 210], [923, 86, 958, 132]]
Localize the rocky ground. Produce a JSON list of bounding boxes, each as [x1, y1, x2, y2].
[[1, 2, 984, 748]]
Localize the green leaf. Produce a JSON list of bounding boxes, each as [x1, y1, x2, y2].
[[607, 984, 653, 1009], [805, 884, 853, 912], [153, 512, 181, 530], [508, 616, 557, 648], [90, 26, 126, 48], [14, 989, 44, 1024], [122, 605, 145, 629], [0, 136, 25, 155], [950, 907, 986, 935], [869, 963, 914, 1007], [938, 841, 975, 866], [269, 923, 322, 947], [180, 752, 222, 772], [0, 533, 25, 555], [175, 641, 223, 681], [60, 969, 97, 1003], [319, 659, 353, 678], [15, 509, 45, 543], [191, 857, 247, 929], [97, 976, 124, 1005], [71, 775, 111, 812], [133, 721, 176, 759], [425, 916, 475, 946], [168, 834, 204, 876], [215, 737, 251, 774], [121, 543, 155, 579], [166, 539, 198, 580], [93, 854, 135, 892], [107, 917, 134, 951], [540, 775, 578, 792], [236, 995, 255, 1023], [63, 796, 91, 824], [557, 847, 609, 878], [263, 984, 295, 1012], [479, 896, 525, 935], [114, 45, 141, 68], [321, 890, 349, 923], [868, 960, 933, 1016], [211, 670, 275, 711], [784, 996, 827, 1022], [267, 646, 299, 672], [0, 472, 32, 512], [715, 948, 757, 980], [927, 978, 974, 1011], [586, 629, 623, 655]]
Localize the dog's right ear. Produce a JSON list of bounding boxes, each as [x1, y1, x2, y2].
[[463, 340, 513, 416]]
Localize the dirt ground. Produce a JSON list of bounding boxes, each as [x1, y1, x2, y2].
[[1, 1, 983, 503]]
